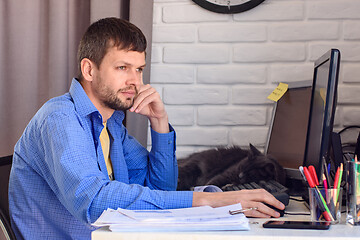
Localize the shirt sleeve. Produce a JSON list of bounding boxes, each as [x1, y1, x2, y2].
[[148, 124, 178, 190], [121, 124, 178, 191], [39, 112, 193, 224]]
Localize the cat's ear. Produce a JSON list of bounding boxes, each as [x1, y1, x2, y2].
[[249, 144, 262, 156]]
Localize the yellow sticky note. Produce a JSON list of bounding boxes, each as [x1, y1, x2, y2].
[[320, 88, 327, 108], [267, 83, 289, 102]]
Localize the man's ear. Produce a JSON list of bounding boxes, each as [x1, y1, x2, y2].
[[80, 58, 95, 82]]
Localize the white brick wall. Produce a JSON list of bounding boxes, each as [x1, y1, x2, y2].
[[151, 0, 360, 158], [197, 65, 267, 84]]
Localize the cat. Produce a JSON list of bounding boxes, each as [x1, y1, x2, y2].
[[177, 144, 286, 191]]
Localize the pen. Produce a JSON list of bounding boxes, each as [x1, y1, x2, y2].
[[322, 157, 330, 188], [323, 174, 328, 202], [229, 207, 258, 215]]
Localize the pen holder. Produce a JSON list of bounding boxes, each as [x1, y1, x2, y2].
[[309, 187, 342, 224], [346, 161, 360, 225]]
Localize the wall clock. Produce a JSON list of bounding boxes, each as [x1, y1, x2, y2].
[[192, 0, 266, 14]]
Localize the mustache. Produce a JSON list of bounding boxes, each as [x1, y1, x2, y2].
[[118, 85, 138, 94]]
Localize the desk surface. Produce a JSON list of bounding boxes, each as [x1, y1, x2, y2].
[[92, 199, 360, 240]]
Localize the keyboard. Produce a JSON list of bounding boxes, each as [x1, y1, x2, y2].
[[222, 180, 290, 207]]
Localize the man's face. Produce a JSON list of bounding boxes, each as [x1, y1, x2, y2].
[[91, 47, 146, 111]]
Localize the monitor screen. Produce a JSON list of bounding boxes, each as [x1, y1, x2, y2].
[[265, 81, 313, 180], [265, 49, 341, 185], [303, 49, 341, 180]]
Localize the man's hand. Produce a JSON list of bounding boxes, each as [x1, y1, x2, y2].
[[193, 189, 285, 218], [130, 84, 169, 133]]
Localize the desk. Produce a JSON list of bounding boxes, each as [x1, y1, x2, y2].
[[92, 199, 360, 240]]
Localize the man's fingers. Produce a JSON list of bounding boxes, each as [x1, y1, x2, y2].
[[240, 201, 280, 218], [133, 90, 158, 113], [131, 85, 156, 112], [221, 189, 284, 218], [242, 189, 285, 211], [130, 84, 167, 121]]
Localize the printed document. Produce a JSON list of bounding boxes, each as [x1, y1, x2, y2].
[[93, 203, 250, 232]]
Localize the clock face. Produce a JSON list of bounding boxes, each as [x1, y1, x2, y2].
[[192, 0, 266, 14]]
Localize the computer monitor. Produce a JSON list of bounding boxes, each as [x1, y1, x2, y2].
[[265, 49, 341, 191], [265, 81, 313, 181], [303, 49, 341, 180]]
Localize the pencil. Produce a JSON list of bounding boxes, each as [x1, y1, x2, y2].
[[333, 166, 340, 203]]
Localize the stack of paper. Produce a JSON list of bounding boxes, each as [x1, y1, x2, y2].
[[92, 203, 250, 232]]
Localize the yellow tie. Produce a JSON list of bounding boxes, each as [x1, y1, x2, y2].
[[100, 122, 114, 180]]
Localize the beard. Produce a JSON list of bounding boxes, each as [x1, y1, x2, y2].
[[103, 86, 138, 111], [94, 77, 138, 111]]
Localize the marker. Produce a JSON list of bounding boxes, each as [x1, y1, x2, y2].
[[303, 166, 315, 188], [335, 163, 343, 203], [309, 165, 319, 186]]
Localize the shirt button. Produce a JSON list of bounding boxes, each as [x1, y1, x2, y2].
[[168, 140, 172, 144]]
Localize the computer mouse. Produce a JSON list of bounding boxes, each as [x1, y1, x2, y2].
[[265, 203, 285, 217], [266, 192, 289, 217]]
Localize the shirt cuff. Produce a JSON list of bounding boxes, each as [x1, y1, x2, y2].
[[161, 190, 194, 209], [150, 124, 176, 153]]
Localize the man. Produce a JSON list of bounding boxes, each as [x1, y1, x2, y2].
[[9, 18, 284, 239]]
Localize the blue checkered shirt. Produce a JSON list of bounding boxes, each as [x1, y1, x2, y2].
[[9, 78, 193, 240]]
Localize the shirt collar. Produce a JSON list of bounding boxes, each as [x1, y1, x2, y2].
[[69, 78, 125, 123], [109, 111, 125, 126], [69, 78, 99, 118]]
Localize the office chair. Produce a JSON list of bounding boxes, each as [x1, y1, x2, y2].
[[0, 155, 16, 240]]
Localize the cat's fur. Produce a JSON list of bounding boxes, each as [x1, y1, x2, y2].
[[177, 144, 286, 190]]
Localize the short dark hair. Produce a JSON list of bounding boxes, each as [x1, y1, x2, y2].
[[77, 17, 147, 80]]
